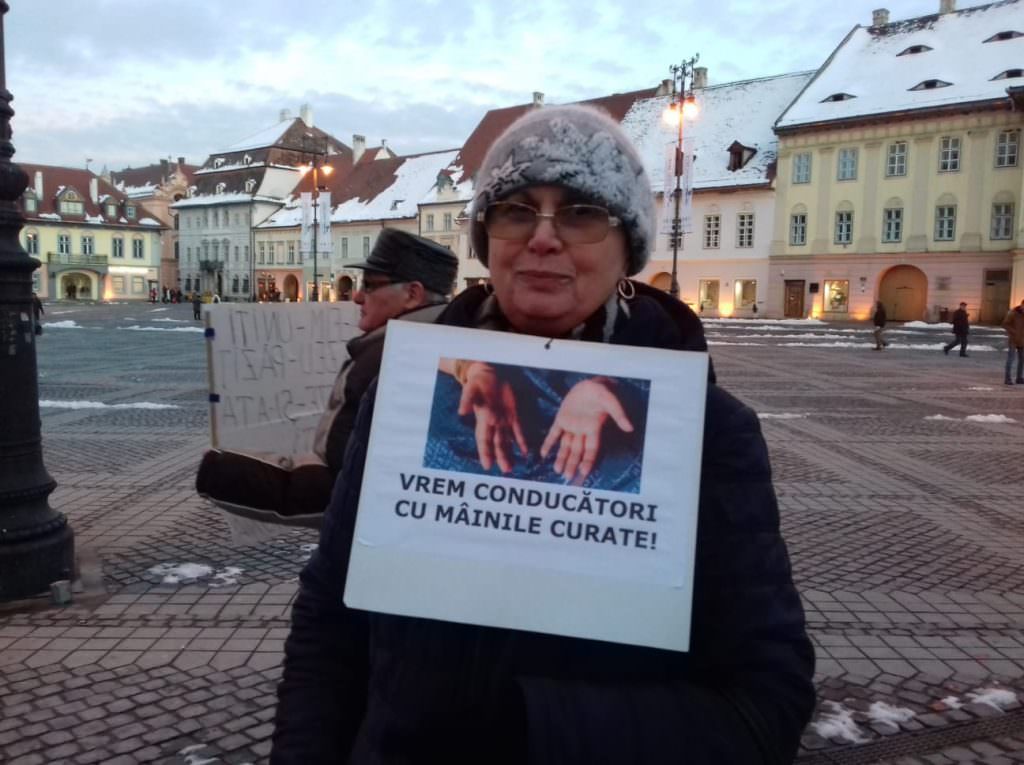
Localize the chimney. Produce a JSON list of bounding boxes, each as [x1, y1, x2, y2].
[[353, 134, 366, 163], [380, 138, 388, 156], [693, 66, 708, 89], [872, 8, 890, 25], [300, 103, 314, 127], [160, 158, 169, 181], [532, 91, 544, 107], [939, 0, 955, 12], [177, 156, 185, 166], [279, 108, 292, 122], [89, 177, 98, 204], [656, 78, 672, 97], [34, 170, 43, 198]]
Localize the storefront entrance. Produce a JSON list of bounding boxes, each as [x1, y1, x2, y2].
[[784, 280, 805, 318], [337, 275, 353, 301], [60, 272, 94, 300], [283, 274, 299, 301]]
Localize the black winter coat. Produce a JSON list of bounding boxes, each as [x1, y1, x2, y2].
[[272, 284, 816, 764], [951, 308, 969, 335]]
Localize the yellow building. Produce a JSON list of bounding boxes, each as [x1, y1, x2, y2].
[[18, 163, 165, 301], [771, 1, 1024, 322]]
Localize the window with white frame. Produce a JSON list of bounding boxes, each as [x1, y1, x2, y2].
[[792, 153, 811, 184], [362, 236, 370, 258], [106, 203, 116, 217], [232, 275, 239, 293], [186, 246, 192, 263], [113, 237, 124, 258], [244, 245, 249, 263], [734, 279, 757, 309], [245, 179, 257, 193], [288, 241, 295, 264], [443, 213, 453, 231], [789, 213, 807, 245], [25, 231, 38, 255], [703, 214, 720, 248], [81, 235, 94, 255], [112, 276, 125, 294], [132, 239, 144, 259], [234, 245, 240, 263], [58, 233, 71, 255], [935, 205, 957, 240], [823, 280, 849, 313], [991, 202, 1014, 239], [996, 129, 1019, 168], [131, 276, 144, 293], [882, 207, 903, 243], [341, 237, 348, 259], [277, 242, 285, 264], [24, 194, 37, 213], [58, 194, 83, 215], [125, 204, 136, 219], [242, 277, 250, 294], [736, 213, 754, 248], [837, 148, 858, 181], [938, 136, 961, 172], [834, 210, 853, 244], [426, 214, 435, 232], [886, 142, 908, 177]]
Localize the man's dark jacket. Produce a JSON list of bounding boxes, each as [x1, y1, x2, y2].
[[951, 308, 969, 336], [272, 284, 816, 764]]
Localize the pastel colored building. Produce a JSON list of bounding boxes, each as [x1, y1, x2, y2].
[[17, 164, 165, 301], [771, 0, 1024, 321]]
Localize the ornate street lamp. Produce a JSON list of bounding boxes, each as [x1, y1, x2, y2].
[[298, 137, 332, 303], [0, 1, 74, 600], [663, 54, 700, 299]]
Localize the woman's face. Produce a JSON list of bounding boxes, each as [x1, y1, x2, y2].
[[487, 185, 629, 337]]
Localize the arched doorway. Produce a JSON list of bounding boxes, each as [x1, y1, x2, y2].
[[878, 265, 927, 322], [283, 274, 299, 301], [650, 272, 672, 292], [60, 272, 93, 300], [337, 275, 353, 301]]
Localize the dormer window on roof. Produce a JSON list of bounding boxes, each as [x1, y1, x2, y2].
[[390, 199, 404, 211], [897, 44, 933, 56], [23, 190, 37, 213], [727, 141, 757, 172], [213, 157, 225, 168], [245, 179, 257, 193], [57, 188, 84, 216], [992, 69, 1024, 80], [126, 204, 136, 219], [984, 30, 1023, 43], [243, 154, 253, 166], [909, 79, 953, 90], [821, 92, 856, 102], [215, 182, 227, 194], [105, 202, 116, 217]]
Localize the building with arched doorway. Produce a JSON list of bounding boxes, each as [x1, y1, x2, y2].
[[17, 163, 165, 301], [770, 2, 1023, 322]]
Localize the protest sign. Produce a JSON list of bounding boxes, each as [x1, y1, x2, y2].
[[344, 321, 708, 652], [204, 301, 361, 455]]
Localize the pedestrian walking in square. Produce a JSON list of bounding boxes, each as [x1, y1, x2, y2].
[[943, 302, 969, 357], [192, 292, 202, 321], [872, 300, 889, 350], [1002, 298, 1024, 385]]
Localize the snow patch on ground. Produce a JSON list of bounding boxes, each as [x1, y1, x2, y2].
[[149, 563, 244, 587], [704, 317, 828, 326], [967, 386, 994, 391], [867, 701, 916, 726], [967, 688, 1019, 710], [149, 307, 169, 312], [150, 317, 190, 323], [300, 543, 318, 561], [43, 320, 86, 329], [758, 412, 808, 420], [811, 701, 869, 744], [965, 414, 1017, 424], [707, 340, 765, 346], [924, 414, 959, 421], [39, 400, 180, 410], [210, 566, 243, 587], [941, 695, 964, 709], [118, 324, 204, 333]]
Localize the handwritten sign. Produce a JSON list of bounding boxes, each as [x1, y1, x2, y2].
[[204, 302, 361, 455], [344, 321, 709, 652]]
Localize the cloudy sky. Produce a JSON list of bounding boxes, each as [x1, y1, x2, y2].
[[8, 0, 942, 172]]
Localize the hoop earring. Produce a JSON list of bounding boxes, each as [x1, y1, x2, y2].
[[617, 278, 636, 301]]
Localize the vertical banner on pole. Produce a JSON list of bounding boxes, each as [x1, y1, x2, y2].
[[681, 137, 695, 235], [300, 193, 313, 256], [659, 141, 676, 236], [317, 192, 332, 255]]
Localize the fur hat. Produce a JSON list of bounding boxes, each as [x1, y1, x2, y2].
[[470, 104, 654, 276]]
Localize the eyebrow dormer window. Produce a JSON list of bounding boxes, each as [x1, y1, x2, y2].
[[821, 92, 856, 102], [984, 30, 1023, 42], [213, 157, 226, 168], [215, 182, 227, 194], [897, 44, 933, 56], [106, 203, 116, 217], [992, 69, 1024, 80], [23, 193, 37, 213], [243, 154, 253, 166], [910, 79, 953, 90], [245, 179, 257, 193]]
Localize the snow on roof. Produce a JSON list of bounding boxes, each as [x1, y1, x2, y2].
[[419, 165, 474, 205], [172, 192, 281, 209], [195, 160, 267, 175], [121, 183, 157, 199], [623, 71, 814, 191], [332, 149, 460, 223], [138, 217, 162, 226], [223, 119, 292, 153], [777, 0, 1024, 129]]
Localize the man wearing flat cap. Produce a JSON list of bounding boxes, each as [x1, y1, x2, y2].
[[196, 229, 459, 522]]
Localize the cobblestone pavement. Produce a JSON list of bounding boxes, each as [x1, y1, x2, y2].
[[1, 302, 1021, 764]]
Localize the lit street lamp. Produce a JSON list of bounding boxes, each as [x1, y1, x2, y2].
[[663, 54, 700, 299], [300, 158, 332, 302]]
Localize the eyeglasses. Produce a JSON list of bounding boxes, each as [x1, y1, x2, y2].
[[478, 202, 621, 244], [358, 278, 406, 295]]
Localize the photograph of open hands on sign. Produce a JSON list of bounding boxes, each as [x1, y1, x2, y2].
[[426, 357, 650, 492]]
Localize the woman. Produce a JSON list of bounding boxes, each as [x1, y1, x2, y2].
[[273, 105, 815, 763]]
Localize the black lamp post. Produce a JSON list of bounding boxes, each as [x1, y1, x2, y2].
[[666, 54, 699, 299], [307, 157, 332, 302], [0, 1, 74, 600]]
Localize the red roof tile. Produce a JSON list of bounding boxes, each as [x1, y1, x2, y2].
[[17, 163, 165, 228]]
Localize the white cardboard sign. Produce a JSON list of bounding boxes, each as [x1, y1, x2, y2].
[[344, 321, 709, 652], [204, 302, 362, 454]]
